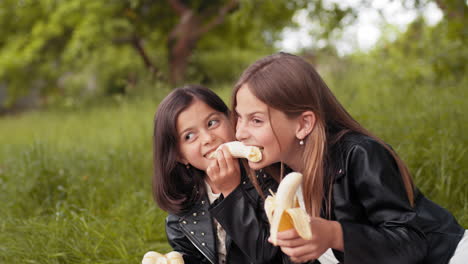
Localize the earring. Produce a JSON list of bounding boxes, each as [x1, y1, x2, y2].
[[185, 164, 190, 169], [299, 139, 304, 146]]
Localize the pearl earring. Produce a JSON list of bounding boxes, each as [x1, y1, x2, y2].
[[299, 140, 304, 146]]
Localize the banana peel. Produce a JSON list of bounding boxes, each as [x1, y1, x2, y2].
[[209, 141, 262, 162], [265, 172, 312, 244], [142, 251, 184, 264]]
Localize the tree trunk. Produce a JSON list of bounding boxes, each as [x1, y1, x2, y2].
[[433, 0, 467, 19], [166, 0, 239, 85], [168, 45, 194, 85], [168, 11, 200, 85]]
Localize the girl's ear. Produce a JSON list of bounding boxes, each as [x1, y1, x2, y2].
[[295, 111, 316, 140]]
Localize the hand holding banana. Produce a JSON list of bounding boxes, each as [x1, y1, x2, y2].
[[264, 172, 312, 244], [205, 144, 241, 195], [266, 172, 344, 263], [206, 141, 261, 196]]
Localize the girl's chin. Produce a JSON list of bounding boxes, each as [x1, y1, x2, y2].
[[248, 160, 267, 170]]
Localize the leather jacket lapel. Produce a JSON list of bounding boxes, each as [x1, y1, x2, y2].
[[178, 196, 218, 264]]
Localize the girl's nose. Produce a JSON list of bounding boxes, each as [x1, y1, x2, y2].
[[201, 130, 215, 145], [235, 121, 249, 142]]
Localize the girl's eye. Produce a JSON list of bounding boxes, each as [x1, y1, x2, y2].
[[208, 119, 219, 127], [252, 118, 263, 124], [184, 132, 195, 141]]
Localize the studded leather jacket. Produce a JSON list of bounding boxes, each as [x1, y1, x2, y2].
[[165, 169, 284, 264]]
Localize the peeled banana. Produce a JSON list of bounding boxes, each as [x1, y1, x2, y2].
[[265, 172, 312, 244], [142, 251, 184, 264], [209, 141, 262, 162]]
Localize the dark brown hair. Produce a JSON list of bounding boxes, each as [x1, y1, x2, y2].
[[232, 53, 414, 217], [153, 85, 229, 215]]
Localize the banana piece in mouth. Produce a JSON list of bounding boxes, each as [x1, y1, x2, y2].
[[209, 141, 262, 162], [142, 251, 184, 264], [265, 172, 312, 244]]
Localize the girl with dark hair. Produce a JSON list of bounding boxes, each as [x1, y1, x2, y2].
[[232, 53, 467, 264], [152, 85, 283, 264]]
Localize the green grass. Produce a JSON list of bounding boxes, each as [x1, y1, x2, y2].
[[0, 96, 172, 263], [323, 55, 468, 225], [0, 70, 466, 263]]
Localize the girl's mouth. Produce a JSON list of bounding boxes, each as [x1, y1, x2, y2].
[[204, 148, 218, 158]]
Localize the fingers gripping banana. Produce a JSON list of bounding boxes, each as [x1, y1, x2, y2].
[[265, 172, 312, 244], [209, 141, 262, 162], [142, 251, 184, 264]]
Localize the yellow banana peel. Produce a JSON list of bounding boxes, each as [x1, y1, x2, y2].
[[209, 141, 262, 162], [265, 172, 312, 244]]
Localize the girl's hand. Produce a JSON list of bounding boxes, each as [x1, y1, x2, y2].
[[269, 218, 343, 263], [206, 145, 241, 196]]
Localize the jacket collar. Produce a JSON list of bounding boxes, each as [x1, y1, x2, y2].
[[176, 162, 250, 264], [178, 196, 218, 264]]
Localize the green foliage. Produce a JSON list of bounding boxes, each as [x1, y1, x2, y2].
[[319, 17, 467, 224], [184, 0, 303, 84], [306, 0, 358, 43], [0, 0, 150, 106], [1, 0, 343, 109]]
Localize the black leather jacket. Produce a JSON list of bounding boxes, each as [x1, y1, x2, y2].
[[165, 169, 284, 264], [326, 133, 464, 264]]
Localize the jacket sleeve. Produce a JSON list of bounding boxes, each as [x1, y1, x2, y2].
[[209, 173, 282, 263], [339, 139, 427, 264], [165, 214, 211, 263]]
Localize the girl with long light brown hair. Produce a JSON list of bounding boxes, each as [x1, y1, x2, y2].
[[232, 53, 466, 264]]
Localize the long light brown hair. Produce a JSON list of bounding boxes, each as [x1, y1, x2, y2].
[[232, 53, 414, 217]]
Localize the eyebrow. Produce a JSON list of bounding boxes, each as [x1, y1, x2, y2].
[[234, 108, 265, 117], [179, 112, 220, 136]]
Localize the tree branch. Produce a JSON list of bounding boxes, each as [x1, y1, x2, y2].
[[433, 0, 465, 19], [167, 0, 190, 16], [433, 0, 448, 16], [130, 35, 158, 75], [196, 0, 239, 36]]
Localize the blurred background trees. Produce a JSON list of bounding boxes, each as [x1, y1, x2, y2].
[[0, 0, 466, 113], [0, 0, 302, 112]]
